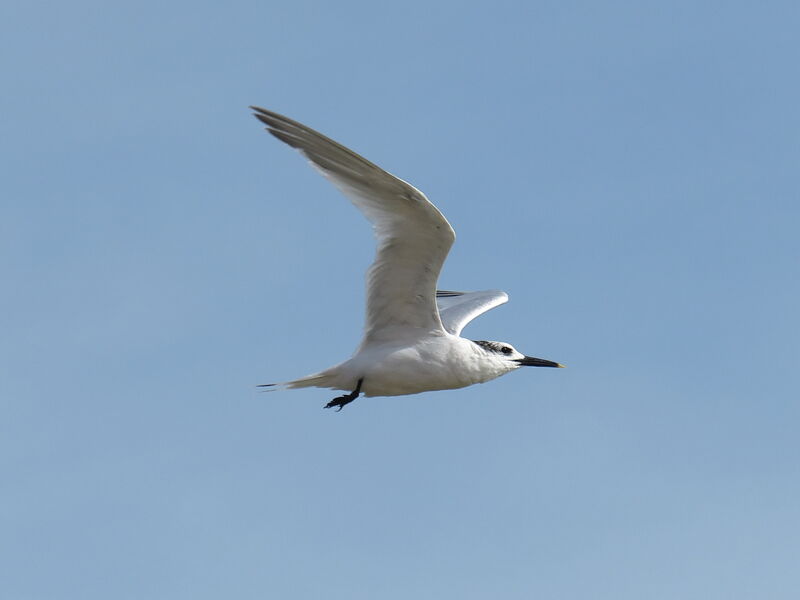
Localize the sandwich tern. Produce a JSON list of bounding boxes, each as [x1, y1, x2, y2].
[[251, 107, 563, 410]]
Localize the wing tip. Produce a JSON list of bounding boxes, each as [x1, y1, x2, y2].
[[436, 289, 508, 300], [436, 290, 465, 297]]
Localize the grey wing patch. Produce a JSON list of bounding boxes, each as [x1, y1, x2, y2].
[[250, 106, 420, 217], [252, 106, 456, 338], [436, 289, 509, 336]]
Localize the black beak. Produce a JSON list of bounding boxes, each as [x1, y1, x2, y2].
[[516, 356, 565, 368]]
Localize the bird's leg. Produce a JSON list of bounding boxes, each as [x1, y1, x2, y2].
[[324, 378, 363, 412]]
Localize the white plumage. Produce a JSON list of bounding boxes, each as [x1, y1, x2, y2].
[[252, 107, 562, 410]]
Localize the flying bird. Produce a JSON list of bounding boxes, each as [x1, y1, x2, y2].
[[251, 107, 563, 410]]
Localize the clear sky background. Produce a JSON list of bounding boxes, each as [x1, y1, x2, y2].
[[2, 1, 799, 598]]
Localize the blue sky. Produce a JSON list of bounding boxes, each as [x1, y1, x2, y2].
[[2, 1, 799, 598]]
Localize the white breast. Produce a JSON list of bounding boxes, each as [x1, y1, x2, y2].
[[328, 335, 507, 397]]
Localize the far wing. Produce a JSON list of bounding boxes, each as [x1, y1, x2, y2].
[[436, 290, 509, 336], [252, 107, 455, 340]]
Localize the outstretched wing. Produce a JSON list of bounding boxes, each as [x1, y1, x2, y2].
[[436, 290, 509, 336], [252, 107, 455, 341]]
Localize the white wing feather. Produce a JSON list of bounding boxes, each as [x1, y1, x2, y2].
[[435, 290, 509, 336], [252, 107, 456, 340]]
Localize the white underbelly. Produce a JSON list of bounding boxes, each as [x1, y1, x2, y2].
[[344, 340, 490, 397]]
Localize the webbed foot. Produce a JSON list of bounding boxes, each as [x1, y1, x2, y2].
[[324, 378, 363, 412]]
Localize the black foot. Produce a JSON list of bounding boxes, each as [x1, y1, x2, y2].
[[325, 378, 363, 412]]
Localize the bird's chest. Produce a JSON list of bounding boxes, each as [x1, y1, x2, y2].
[[358, 342, 486, 396]]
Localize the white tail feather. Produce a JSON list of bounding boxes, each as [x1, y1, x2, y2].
[[257, 370, 339, 392]]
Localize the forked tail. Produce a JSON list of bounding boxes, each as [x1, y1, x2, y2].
[[257, 370, 337, 392]]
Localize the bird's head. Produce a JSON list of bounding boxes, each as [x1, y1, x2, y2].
[[471, 340, 564, 372]]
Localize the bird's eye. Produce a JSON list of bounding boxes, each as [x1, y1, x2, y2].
[[501, 346, 512, 354]]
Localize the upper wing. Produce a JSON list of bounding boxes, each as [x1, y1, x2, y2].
[[435, 290, 509, 336], [252, 107, 456, 340]]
